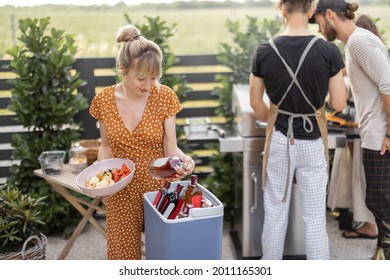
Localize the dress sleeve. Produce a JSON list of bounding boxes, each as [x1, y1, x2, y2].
[[164, 86, 182, 120], [89, 92, 101, 121]]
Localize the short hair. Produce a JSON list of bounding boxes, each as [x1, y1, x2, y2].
[[277, 0, 314, 14]]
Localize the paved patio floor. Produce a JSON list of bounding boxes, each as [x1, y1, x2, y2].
[[45, 211, 376, 260]]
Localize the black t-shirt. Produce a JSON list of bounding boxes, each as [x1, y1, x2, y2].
[[251, 35, 344, 140]]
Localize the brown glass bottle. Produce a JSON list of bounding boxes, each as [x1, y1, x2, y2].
[[180, 175, 200, 213], [190, 175, 202, 197], [149, 156, 193, 179], [181, 185, 194, 212]]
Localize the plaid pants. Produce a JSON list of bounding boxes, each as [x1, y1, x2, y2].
[[363, 149, 390, 249], [261, 129, 329, 260]]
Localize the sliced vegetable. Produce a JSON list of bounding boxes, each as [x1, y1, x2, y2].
[[112, 170, 120, 183], [118, 163, 130, 176], [96, 171, 104, 180], [119, 172, 129, 180], [85, 163, 132, 188], [103, 171, 112, 180]]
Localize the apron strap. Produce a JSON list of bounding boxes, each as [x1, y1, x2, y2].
[[269, 37, 319, 111], [268, 37, 320, 203]]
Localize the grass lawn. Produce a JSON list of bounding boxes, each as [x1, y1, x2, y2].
[[1, 4, 389, 58]]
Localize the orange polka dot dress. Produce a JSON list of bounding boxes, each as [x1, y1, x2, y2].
[[89, 84, 182, 260]]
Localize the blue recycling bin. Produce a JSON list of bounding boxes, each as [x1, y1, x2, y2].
[[143, 181, 224, 260]]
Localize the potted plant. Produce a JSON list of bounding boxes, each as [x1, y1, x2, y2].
[[0, 184, 47, 260], [5, 17, 88, 236]]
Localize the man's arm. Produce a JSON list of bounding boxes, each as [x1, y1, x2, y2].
[[328, 70, 348, 112], [381, 93, 390, 155], [249, 73, 269, 121]]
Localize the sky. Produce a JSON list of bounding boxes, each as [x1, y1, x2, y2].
[[1, 0, 235, 7]]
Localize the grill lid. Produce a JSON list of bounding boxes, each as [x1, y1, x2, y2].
[[232, 84, 269, 137]]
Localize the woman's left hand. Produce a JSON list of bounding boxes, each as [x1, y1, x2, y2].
[[174, 155, 195, 179]]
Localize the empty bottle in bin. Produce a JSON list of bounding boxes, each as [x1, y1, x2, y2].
[[176, 203, 193, 219], [182, 184, 194, 211], [160, 183, 184, 219], [181, 175, 201, 211], [154, 181, 171, 212], [190, 175, 202, 197]]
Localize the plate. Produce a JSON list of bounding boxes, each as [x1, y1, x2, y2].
[[76, 158, 135, 198]]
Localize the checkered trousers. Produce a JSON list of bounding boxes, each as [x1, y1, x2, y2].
[[261, 129, 329, 260], [362, 149, 390, 249]]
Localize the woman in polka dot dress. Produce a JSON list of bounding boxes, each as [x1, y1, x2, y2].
[[89, 24, 195, 260]]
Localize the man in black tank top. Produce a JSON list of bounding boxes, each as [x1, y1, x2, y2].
[[249, 0, 347, 260]]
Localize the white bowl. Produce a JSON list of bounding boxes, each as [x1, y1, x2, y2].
[[76, 158, 135, 198]]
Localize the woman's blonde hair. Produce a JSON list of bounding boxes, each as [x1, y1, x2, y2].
[[115, 24, 162, 80]]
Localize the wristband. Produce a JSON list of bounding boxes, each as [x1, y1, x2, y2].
[[386, 132, 390, 139]]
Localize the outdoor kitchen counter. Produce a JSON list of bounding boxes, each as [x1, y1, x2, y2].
[[184, 123, 358, 153]]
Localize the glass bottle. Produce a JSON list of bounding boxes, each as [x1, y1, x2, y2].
[[160, 183, 184, 219], [154, 181, 171, 212], [176, 203, 193, 219], [180, 175, 201, 212], [182, 184, 194, 212], [190, 175, 203, 208], [68, 144, 87, 174], [190, 175, 202, 196], [149, 156, 193, 179]]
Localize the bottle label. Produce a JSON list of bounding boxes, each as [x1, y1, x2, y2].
[[162, 203, 176, 219], [153, 157, 169, 168]]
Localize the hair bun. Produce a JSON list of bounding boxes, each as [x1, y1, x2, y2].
[[115, 24, 141, 43], [348, 1, 360, 12]]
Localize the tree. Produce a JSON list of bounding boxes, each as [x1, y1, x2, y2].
[[6, 17, 88, 235]]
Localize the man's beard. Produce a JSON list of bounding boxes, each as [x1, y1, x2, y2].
[[323, 19, 338, 42]]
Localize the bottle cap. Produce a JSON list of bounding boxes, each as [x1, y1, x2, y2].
[[190, 174, 197, 185]]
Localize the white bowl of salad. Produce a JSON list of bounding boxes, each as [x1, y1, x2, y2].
[[76, 158, 135, 198]]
